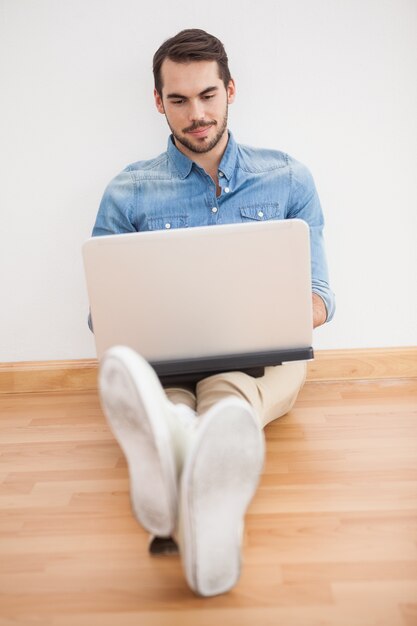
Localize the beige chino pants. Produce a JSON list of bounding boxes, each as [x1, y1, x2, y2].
[[165, 361, 307, 429]]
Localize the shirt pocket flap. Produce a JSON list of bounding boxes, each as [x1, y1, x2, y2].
[[147, 214, 188, 230], [240, 203, 280, 221]]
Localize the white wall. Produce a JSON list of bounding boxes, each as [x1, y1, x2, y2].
[[1, 0, 416, 362]]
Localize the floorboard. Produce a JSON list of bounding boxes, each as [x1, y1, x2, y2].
[[0, 378, 416, 625]]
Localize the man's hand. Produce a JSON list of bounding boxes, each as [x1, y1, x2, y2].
[[312, 293, 327, 328]]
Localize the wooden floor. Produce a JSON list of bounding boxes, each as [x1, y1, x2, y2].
[[1, 378, 417, 626]]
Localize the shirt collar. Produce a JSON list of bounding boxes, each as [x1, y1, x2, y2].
[[167, 135, 193, 179], [167, 131, 238, 181]]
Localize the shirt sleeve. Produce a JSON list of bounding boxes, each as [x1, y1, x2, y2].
[[88, 167, 137, 332], [92, 167, 137, 237], [286, 158, 336, 322]]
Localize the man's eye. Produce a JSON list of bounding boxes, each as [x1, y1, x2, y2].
[[172, 100, 184, 105], [204, 95, 215, 100]]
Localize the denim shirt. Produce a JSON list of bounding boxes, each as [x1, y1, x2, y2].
[[93, 131, 335, 321]]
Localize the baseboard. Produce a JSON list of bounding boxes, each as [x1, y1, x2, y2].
[[0, 359, 99, 395], [0, 347, 416, 395], [307, 347, 417, 382]]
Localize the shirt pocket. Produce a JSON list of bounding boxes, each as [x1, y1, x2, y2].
[[240, 203, 280, 222], [146, 214, 189, 231]]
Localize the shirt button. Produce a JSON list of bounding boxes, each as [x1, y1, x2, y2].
[[211, 207, 218, 213], [165, 222, 171, 229], [218, 171, 224, 177], [224, 187, 230, 193], [257, 211, 264, 218]]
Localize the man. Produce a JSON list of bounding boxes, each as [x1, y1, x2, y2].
[[92, 29, 335, 597]]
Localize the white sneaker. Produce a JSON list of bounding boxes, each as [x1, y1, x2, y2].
[[177, 397, 265, 597], [98, 346, 187, 537]]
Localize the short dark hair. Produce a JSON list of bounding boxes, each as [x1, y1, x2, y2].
[[153, 29, 232, 95]]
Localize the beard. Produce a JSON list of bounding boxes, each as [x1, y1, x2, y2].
[[168, 107, 228, 154]]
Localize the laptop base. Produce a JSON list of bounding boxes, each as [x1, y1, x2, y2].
[[152, 347, 314, 387]]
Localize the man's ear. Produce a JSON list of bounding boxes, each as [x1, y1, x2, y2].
[[154, 88, 165, 114], [227, 79, 236, 105]]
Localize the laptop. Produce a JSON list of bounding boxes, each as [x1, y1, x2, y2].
[[82, 219, 313, 385]]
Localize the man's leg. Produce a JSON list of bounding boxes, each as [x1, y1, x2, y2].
[[174, 396, 263, 597], [171, 363, 305, 594], [164, 387, 197, 411], [99, 347, 189, 536], [152, 385, 265, 594], [98, 347, 263, 597], [195, 361, 307, 428]]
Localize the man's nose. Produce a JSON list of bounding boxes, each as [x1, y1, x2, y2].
[[188, 99, 205, 121]]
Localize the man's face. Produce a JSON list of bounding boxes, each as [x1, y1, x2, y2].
[[154, 59, 235, 155]]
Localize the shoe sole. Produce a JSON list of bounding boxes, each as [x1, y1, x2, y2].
[[99, 346, 178, 536], [179, 398, 265, 596]]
